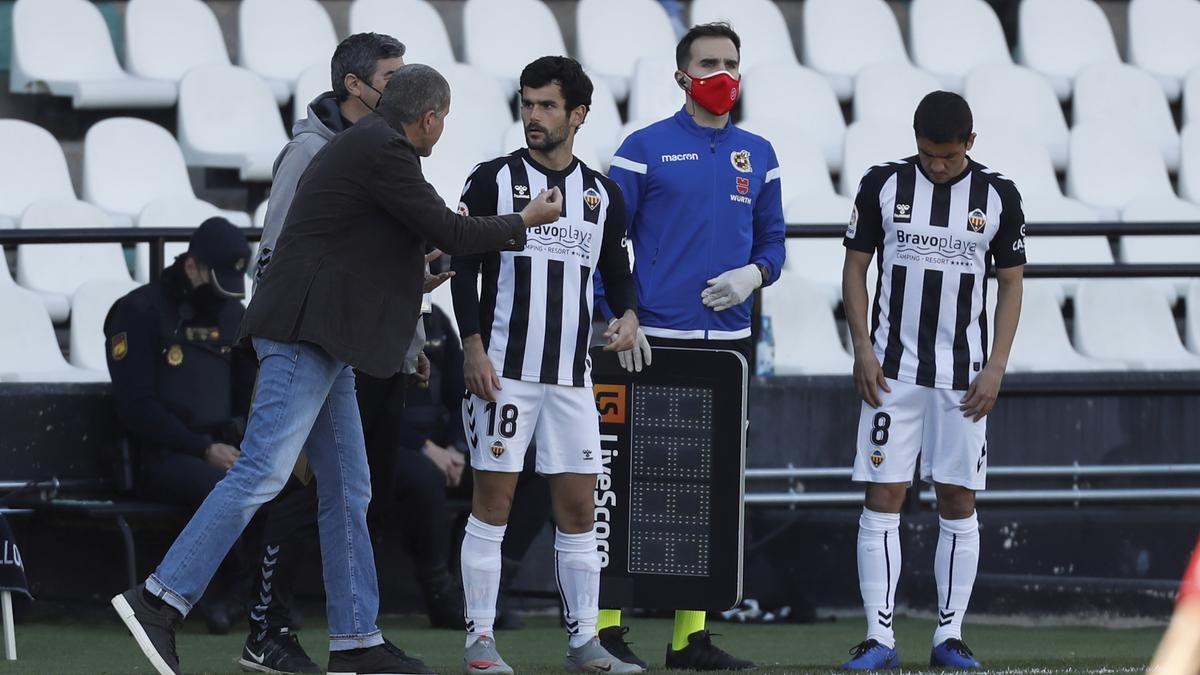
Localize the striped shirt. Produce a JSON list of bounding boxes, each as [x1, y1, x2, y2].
[[450, 149, 636, 387], [844, 157, 1026, 390]]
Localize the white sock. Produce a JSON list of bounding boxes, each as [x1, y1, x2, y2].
[[554, 529, 601, 649], [858, 508, 901, 649], [933, 512, 980, 646], [461, 515, 505, 647]]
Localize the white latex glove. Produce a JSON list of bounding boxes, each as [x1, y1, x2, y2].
[[701, 263, 763, 311], [610, 319, 653, 373]]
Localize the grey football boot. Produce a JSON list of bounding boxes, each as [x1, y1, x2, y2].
[[564, 637, 645, 673], [464, 635, 514, 674]]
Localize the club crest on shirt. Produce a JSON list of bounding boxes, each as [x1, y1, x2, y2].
[[730, 150, 752, 173], [967, 208, 986, 233], [490, 439, 506, 458], [847, 205, 859, 238], [893, 202, 912, 223], [870, 448, 885, 467], [583, 187, 602, 210], [735, 176, 750, 195]]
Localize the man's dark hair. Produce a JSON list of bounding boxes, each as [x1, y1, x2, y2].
[[913, 91, 974, 144], [331, 32, 405, 101], [675, 22, 741, 71], [519, 56, 593, 112], [378, 64, 451, 126]]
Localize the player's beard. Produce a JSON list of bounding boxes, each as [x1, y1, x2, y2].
[[525, 122, 569, 152]]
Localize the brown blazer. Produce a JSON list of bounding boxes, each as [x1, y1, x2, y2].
[[243, 113, 526, 377]]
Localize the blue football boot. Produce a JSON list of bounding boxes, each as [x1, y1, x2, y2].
[[930, 638, 981, 668], [840, 639, 900, 669]]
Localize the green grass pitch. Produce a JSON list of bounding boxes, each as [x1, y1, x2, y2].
[[0, 612, 1162, 674]]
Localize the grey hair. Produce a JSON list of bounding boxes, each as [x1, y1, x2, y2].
[[378, 64, 451, 125]]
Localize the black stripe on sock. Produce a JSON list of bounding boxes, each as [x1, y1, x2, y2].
[[946, 533, 958, 610], [883, 531, 892, 611]]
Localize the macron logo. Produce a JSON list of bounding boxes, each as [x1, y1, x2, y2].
[[661, 153, 699, 162]]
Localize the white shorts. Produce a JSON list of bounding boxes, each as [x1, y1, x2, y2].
[[851, 378, 988, 490], [462, 377, 602, 475]]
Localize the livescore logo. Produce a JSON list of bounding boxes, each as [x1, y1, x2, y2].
[[592, 384, 627, 569], [593, 384, 627, 424]]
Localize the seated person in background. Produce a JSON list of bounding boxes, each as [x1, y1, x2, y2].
[[103, 217, 256, 635]]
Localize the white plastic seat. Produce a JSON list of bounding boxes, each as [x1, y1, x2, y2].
[[739, 119, 840, 209], [1075, 279, 1200, 370], [16, 198, 133, 322], [1128, 0, 1200, 102], [0, 120, 76, 227], [422, 150, 491, 211], [742, 63, 846, 171], [134, 198, 224, 283], [293, 63, 330, 125], [10, 0, 176, 108], [349, 0, 455, 66], [840, 120, 918, 197], [178, 64, 290, 181], [852, 64, 941, 125], [576, 74, 624, 168], [689, 0, 798, 74], [69, 278, 140, 376], [985, 280, 1118, 372], [802, 0, 909, 102], [781, 237, 853, 306], [1187, 280, 1200, 354], [965, 64, 1070, 170], [239, 0, 336, 104], [1074, 63, 1181, 170], [430, 278, 457, 331], [440, 63, 514, 162], [909, 0, 1011, 92], [125, 0, 229, 83], [1180, 124, 1200, 204], [464, 0, 566, 93], [1067, 124, 1177, 221], [1017, 0, 1121, 101], [1119, 196, 1200, 299], [1186, 67, 1200, 129], [0, 285, 108, 383], [627, 57, 682, 123], [968, 122, 1062, 201], [577, 0, 675, 101], [784, 194, 855, 227], [762, 274, 853, 375]]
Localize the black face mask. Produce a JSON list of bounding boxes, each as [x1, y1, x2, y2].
[[186, 283, 226, 316], [356, 79, 384, 112]]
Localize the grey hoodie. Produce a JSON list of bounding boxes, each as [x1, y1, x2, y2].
[[256, 92, 425, 374]]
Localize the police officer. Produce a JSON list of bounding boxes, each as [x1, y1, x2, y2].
[[104, 216, 256, 633]]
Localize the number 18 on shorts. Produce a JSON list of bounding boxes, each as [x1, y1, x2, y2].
[[462, 377, 603, 475]]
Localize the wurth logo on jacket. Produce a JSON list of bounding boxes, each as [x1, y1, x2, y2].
[[599, 108, 786, 339]]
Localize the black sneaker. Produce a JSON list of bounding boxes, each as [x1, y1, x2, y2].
[[327, 638, 435, 675], [110, 585, 182, 675], [421, 573, 465, 630], [600, 625, 649, 669], [665, 630, 757, 671], [239, 627, 321, 673]]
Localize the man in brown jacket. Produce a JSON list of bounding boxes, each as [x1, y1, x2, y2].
[[111, 64, 563, 675]]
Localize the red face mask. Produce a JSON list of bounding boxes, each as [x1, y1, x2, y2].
[[684, 70, 740, 116]]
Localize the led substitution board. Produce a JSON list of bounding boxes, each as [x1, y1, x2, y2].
[[590, 346, 747, 611]]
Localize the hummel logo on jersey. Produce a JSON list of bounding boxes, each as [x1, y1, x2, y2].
[[894, 203, 912, 222], [661, 152, 699, 162], [977, 444, 987, 472], [513, 184, 529, 198]]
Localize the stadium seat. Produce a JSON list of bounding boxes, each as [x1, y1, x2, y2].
[[740, 119, 839, 207], [577, 0, 675, 102], [9, 0, 176, 108], [349, 0, 456, 66], [293, 63, 329, 125], [501, 121, 603, 171], [909, 0, 1011, 93], [430, 278, 456, 330], [1074, 279, 1200, 370], [1186, 67, 1200, 129], [780, 237, 851, 306], [763, 274, 853, 375], [741, 63, 846, 171], [69, 278, 140, 376], [463, 0, 567, 93], [124, 0, 229, 84], [968, 123, 1063, 202], [1179, 124, 1200, 204], [1017, 0, 1121, 101], [840, 120, 918, 197], [1118, 196, 1200, 299], [0, 120, 77, 228], [985, 280, 1118, 372], [439, 63, 514, 161], [689, 0, 799, 75], [785, 194, 855, 228], [133, 197, 224, 283], [852, 63, 941, 125], [1187, 280, 1200, 354], [177, 65, 290, 181], [83, 118, 251, 229], [1128, 0, 1200, 102], [965, 64, 1070, 170], [0, 285, 108, 383], [422, 151, 488, 212], [1067, 124, 1177, 221], [15, 198, 132, 323], [802, 0, 909, 102], [239, 0, 336, 105], [627, 57, 684, 122], [1074, 63, 1181, 171], [576, 73, 624, 168]]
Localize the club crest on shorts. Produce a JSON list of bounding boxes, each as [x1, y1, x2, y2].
[[870, 448, 885, 468], [490, 439, 506, 458], [583, 187, 602, 210], [730, 150, 752, 173], [967, 208, 986, 232]]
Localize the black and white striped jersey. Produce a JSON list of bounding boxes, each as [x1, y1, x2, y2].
[[844, 156, 1026, 391], [450, 149, 636, 388]]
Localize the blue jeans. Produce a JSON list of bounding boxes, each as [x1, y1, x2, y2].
[[146, 337, 383, 651]]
